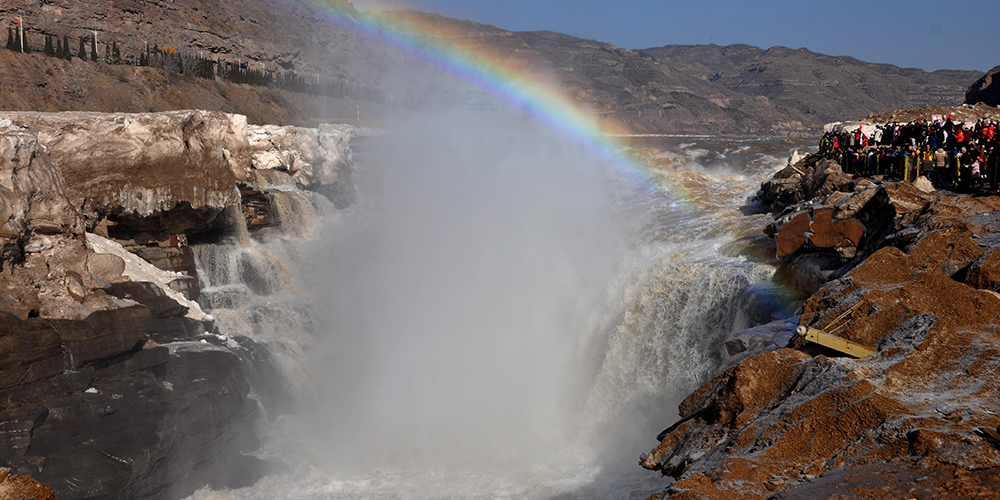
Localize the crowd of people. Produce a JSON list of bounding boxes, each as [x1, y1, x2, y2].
[[818, 115, 1000, 191]]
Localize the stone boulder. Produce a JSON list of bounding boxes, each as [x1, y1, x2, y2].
[[759, 158, 855, 211], [798, 159, 856, 203], [966, 65, 1000, 107], [0, 311, 278, 500], [966, 247, 1000, 292], [770, 207, 865, 260]]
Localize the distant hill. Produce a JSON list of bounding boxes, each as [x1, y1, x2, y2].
[[386, 12, 981, 135], [0, 1, 984, 135]]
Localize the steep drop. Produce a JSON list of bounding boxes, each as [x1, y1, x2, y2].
[[185, 118, 805, 499]]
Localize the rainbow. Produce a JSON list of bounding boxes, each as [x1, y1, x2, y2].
[[284, 0, 670, 192]]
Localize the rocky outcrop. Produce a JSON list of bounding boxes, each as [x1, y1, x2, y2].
[[966, 65, 1000, 107], [1, 111, 245, 236], [644, 244, 1000, 499], [643, 148, 1000, 499], [0, 132, 124, 319], [759, 157, 856, 212], [1, 111, 355, 238], [246, 123, 356, 208], [0, 111, 348, 499], [0, 309, 273, 500]]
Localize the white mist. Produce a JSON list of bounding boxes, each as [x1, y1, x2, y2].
[[303, 106, 631, 480]]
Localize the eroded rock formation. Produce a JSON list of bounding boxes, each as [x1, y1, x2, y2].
[[0, 110, 355, 499], [643, 149, 1000, 499]]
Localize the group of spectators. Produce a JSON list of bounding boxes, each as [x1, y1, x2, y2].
[[818, 115, 1000, 191]]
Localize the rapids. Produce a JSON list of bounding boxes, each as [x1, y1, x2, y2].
[[185, 111, 810, 499]]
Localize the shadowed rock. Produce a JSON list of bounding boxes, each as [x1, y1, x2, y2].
[[966, 65, 1000, 107]]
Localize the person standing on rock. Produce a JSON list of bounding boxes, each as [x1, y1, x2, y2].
[[958, 147, 972, 191], [935, 147, 948, 186], [989, 145, 1000, 192]]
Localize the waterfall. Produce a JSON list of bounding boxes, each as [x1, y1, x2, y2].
[[184, 114, 807, 499], [190, 166, 340, 404]]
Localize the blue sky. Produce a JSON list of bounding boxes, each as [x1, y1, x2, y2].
[[353, 0, 999, 72]]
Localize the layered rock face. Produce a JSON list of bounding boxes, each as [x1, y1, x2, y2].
[[0, 111, 355, 499], [1, 111, 355, 235], [0, 132, 120, 319], [643, 151, 1000, 498], [2, 111, 245, 236]]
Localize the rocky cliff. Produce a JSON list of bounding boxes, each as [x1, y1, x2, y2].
[[641, 113, 1000, 498], [0, 110, 355, 499], [967, 65, 1000, 107]]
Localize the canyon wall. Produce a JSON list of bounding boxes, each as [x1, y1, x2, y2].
[[0, 110, 354, 499]]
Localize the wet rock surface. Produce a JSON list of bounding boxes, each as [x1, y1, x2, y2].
[[642, 149, 1000, 499], [0, 111, 354, 499]]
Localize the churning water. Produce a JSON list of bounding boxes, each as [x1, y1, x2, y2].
[[186, 108, 807, 499]]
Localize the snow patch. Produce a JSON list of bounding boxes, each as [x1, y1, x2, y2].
[[85, 233, 213, 322]]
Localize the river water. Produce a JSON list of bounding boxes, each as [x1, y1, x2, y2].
[[186, 109, 810, 499]]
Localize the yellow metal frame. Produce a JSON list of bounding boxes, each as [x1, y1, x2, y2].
[[797, 326, 876, 358]]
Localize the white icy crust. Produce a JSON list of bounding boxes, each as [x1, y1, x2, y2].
[[246, 123, 354, 188], [86, 233, 212, 322]]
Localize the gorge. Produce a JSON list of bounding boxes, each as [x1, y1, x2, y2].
[[2, 1, 1000, 499], [0, 103, 812, 499]]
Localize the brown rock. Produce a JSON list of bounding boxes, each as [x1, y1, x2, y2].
[[86, 253, 126, 284], [47, 306, 151, 369], [0, 312, 64, 391], [0, 132, 120, 319], [906, 226, 984, 277], [809, 208, 835, 235], [838, 218, 864, 246], [646, 242, 1000, 498], [967, 64, 1000, 106], [913, 175, 936, 193], [967, 247, 1000, 291], [798, 160, 855, 203], [776, 212, 810, 258], [0, 468, 56, 500], [666, 474, 729, 500], [0, 111, 243, 234], [832, 186, 879, 220]]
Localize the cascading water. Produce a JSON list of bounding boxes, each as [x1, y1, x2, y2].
[[190, 169, 341, 399], [186, 106, 808, 499]]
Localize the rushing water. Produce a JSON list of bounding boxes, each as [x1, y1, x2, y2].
[[187, 111, 809, 499]]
